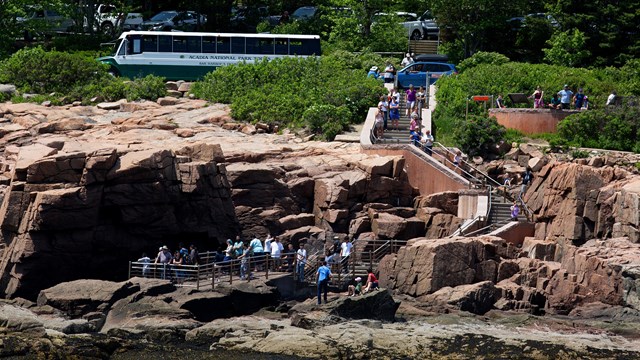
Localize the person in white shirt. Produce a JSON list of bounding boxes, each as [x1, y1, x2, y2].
[[401, 53, 414, 67], [264, 233, 273, 256], [271, 237, 284, 270], [606, 91, 617, 106], [296, 244, 307, 282], [340, 238, 353, 273]]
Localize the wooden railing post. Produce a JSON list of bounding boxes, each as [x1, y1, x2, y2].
[[265, 254, 269, 279], [196, 265, 200, 291], [128, 261, 131, 279]]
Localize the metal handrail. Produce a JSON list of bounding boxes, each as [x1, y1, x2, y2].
[[433, 141, 503, 189]]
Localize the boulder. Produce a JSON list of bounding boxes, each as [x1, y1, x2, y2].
[[175, 128, 195, 137], [415, 191, 458, 215], [527, 156, 546, 172], [420, 281, 498, 315], [36, 280, 138, 317], [278, 213, 315, 230], [157, 97, 178, 106], [371, 212, 425, 239], [289, 289, 399, 323], [96, 101, 122, 110], [356, 156, 394, 177], [0, 84, 17, 95], [380, 236, 507, 297]]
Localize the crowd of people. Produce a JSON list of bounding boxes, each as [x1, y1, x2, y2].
[[498, 84, 597, 110]]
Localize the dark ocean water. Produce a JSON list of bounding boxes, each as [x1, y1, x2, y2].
[[110, 349, 306, 360]]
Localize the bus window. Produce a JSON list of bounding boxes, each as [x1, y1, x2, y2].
[[132, 38, 142, 54], [159, 36, 172, 52], [275, 39, 288, 55], [187, 36, 201, 53], [217, 37, 230, 53], [231, 37, 245, 54], [289, 39, 303, 55], [259, 38, 274, 54], [203, 37, 216, 53], [300, 39, 320, 55], [245, 38, 258, 54], [143, 35, 158, 52], [173, 37, 187, 52]]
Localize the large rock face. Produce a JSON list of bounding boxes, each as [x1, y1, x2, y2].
[[525, 162, 639, 242], [0, 145, 238, 299], [379, 236, 514, 298]]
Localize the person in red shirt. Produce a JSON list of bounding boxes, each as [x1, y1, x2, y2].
[[363, 268, 379, 293]]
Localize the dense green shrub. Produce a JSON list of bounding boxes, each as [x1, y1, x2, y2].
[[453, 115, 506, 156], [557, 106, 640, 152], [457, 52, 510, 73], [303, 104, 351, 141], [191, 56, 382, 136], [433, 59, 640, 151], [0, 47, 107, 94]]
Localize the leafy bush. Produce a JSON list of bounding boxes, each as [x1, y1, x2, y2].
[[0, 47, 107, 94], [543, 29, 591, 68], [123, 75, 166, 101], [303, 104, 351, 140], [191, 56, 382, 137], [457, 52, 510, 73], [433, 59, 640, 151], [557, 106, 640, 152], [453, 115, 506, 156]]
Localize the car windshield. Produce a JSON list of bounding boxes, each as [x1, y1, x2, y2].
[[292, 7, 315, 19], [150, 11, 177, 21]]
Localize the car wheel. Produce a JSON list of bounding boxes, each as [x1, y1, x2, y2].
[[101, 22, 114, 35], [410, 30, 423, 40]]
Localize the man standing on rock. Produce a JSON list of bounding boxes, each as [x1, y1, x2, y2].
[[316, 261, 333, 305], [521, 167, 533, 195], [296, 243, 307, 283]]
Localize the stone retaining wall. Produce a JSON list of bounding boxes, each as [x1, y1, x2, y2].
[[489, 108, 580, 134]]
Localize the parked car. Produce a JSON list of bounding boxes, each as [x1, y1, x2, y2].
[[290, 6, 352, 22], [86, 4, 143, 34], [396, 61, 457, 88], [230, 6, 271, 32], [291, 6, 318, 21], [17, 6, 75, 40], [141, 11, 206, 31], [508, 13, 559, 30], [419, 10, 439, 39], [371, 12, 424, 40]]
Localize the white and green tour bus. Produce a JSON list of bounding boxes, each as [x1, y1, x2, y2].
[[98, 31, 321, 81]]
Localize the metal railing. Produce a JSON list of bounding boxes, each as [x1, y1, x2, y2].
[[129, 251, 302, 289]]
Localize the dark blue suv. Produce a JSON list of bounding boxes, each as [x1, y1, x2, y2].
[[396, 61, 457, 88]]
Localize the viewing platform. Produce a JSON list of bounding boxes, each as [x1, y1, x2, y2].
[[489, 108, 581, 134]]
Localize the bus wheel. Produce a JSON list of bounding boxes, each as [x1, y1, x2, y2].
[[410, 30, 423, 40], [108, 68, 120, 77]]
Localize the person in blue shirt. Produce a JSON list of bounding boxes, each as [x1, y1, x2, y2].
[[316, 261, 333, 305], [367, 66, 379, 79], [557, 85, 574, 110]]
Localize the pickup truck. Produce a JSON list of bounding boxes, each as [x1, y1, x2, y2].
[[372, 12, 424, 40], [88, 4, 143, 34]]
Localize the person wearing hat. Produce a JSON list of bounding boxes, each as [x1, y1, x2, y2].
[[557, 85, 573, 110], [154, 245, 172, 279], [348, 276, 363, 297], [367, 66, 380, 79], [401, 52, 414, 67]]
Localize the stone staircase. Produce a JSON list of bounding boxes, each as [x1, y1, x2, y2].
[[489, 192, 525, 225], [377, 91, 413, 144]]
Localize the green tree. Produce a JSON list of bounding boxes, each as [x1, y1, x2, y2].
[[429, 0, 526, 57], [547, 0, 640, 66], [543, 29, 590, 68]]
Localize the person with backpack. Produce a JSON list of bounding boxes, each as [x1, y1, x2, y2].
[[573, 88, 587, 110], [178, 243, 190, 265]]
